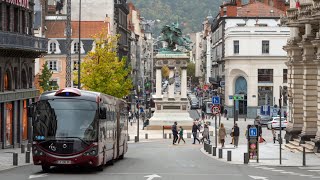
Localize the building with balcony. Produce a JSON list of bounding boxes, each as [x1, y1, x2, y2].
[[281, 0, 320, 153], [208, 0, 289, 118], [0, 0, 47, 148]]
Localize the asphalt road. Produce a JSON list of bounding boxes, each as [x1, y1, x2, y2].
[[0, 139, 314, 180]]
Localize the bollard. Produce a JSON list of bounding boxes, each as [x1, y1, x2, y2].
[[227, 151, 232, 161], [27, 143, 32, 151], [26, 151, 30, 163], [209, 131, 213, 136], [244, 153, 249, 164], [130, 122, 133, 126], [218, 148, 223, 159], [212, 146, 217, 156], [208, 145, 212, 154], [303, 147, 306, 166], [134, 136, 139, 142], [187, 133, 191, 138], [164, 133, 167, 139], [127, 135, 130, 141], [145, 133, 148, 139], [204, 143, 208, 152], [169, 133, 172, 139], [13, 153, 18, 166], [21, 144, 25, 153]]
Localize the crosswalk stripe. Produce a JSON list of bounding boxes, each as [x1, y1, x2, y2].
[[309, 170, 320, 172], [299, 174, 313, 177], [281, 172, 294, 174], [272, 170, 284, 172]]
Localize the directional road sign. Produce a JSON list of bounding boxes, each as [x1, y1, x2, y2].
[[249, 127, 258, 137], [233, 94, 244, 100], [212, 96, 220, 105]]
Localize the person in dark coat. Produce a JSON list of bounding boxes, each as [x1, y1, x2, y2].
[[172, 122, 178, 145], [192, 122, 200, 144], [233, 123, 240, 148]]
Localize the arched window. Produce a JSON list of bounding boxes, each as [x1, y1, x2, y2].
[[49, 42, 57, 53], [4, 70, 12, 91], [48, 39, 61, 54], [73, 42, 80, 53], [71, 40, 84, 54], [21, 69, 28, 89], [14, 67, 18, 89], [28, 67, 33, 88]]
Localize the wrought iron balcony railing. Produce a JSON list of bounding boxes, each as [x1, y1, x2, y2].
[[0, 31, 47, 53]]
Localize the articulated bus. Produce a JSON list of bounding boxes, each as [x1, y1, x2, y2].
[[28, 88, 128, 172]]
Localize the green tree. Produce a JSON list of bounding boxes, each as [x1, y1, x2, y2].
[[76, 29, 132, 98], [187, 63, 199, 85], [39, 62, 53, 92]]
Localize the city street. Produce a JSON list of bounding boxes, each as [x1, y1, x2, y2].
[[0, 139, 318, 180]]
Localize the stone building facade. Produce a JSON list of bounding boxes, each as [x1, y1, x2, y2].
[[0, 0, 47, 148], [282, 0, 320, 152]]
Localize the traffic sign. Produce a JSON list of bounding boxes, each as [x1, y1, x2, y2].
[[249, 127, 258, 137], [212, 96, 220, 105], [229, 95, 233, 100], [233, 94, 244, 100], [220, 81, 225, 87]]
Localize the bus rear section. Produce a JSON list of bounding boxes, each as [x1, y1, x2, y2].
[[30, 89, 106, 171]]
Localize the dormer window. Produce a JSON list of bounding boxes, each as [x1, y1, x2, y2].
[[71, 40, 85, 54], [49, 42, 57, 53], [73, 42, 80, 53]]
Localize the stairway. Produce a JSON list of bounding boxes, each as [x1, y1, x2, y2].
[[284, 138, 314, 153]]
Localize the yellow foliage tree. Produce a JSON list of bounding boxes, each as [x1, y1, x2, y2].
[[162, 65, 170, 79], [74, 29, 132, 98]]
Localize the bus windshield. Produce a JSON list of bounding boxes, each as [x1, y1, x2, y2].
[[33, 99, 98, 142]]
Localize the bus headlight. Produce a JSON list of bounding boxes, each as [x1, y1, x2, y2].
[[83, 146, 98, 156], [33, 146, 44, 156]]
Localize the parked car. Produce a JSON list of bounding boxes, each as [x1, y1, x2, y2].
[[254, 115, 271, 126], [267, 117, 287, 130], [190, 97, 199, 109]]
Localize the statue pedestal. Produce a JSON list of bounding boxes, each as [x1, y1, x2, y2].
[[148, 52, 193, 130]]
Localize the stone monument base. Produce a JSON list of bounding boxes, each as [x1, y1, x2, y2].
[[147, 111, 194, 130]]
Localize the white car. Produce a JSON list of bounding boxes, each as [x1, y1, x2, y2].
[[267, 117, 287, 129]]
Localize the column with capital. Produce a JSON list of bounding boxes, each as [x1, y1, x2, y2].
[[168, 67, 175, 101], [155, 67, 162, 99], [181, 66, 187, 100]]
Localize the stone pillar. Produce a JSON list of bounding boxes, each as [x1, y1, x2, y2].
[[299, 30, 317, 142], [155, 67, 162, 99], [168, 67, 175, 101], [312, 34, 320, 150], [283, 27, 303, 142], [181, 67, 187, 100]]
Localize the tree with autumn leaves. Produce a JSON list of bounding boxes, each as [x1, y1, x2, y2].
[[75, 29, 132, 98]]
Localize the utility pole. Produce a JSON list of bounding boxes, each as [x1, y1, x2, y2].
[[279, 86, 283, 165], [77, 0, 81, 89], [65, 0, 72, 87]]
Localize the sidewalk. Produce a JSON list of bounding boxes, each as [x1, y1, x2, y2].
[[0, 146, 33, 171]]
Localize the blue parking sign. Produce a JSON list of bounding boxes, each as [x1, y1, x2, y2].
[[212, 96, 220, 105], [249, 128, 257, 137]]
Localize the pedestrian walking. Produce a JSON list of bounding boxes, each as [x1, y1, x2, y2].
[[128, 111, 132, 122], [224, 109, 228, 118], [258, 123, 266, 143], [218, 123, 227, 148], [192, 122, 200, 144], [201, 124, 210, 144], [233, 123, 240, 148], [178, 126, 186, 144], [172, 122, 178, 145], [272, 127, 277, 143], [230, 127, 234, 145]]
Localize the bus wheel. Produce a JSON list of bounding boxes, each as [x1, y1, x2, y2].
[[96, 165, 104, 171], [107, 159, 114, 166], [41, 165, 51, 172], [119, 154, 124, 160]]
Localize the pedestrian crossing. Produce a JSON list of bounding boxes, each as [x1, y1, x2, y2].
[[248, 165, 320, 179]]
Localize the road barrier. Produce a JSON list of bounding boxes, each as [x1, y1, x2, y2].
[[218, 148, 223, 159], [145, 133, 148, 139], [13, 153, 18, 166], [227, 151, 232, 161], [244, 153, 249, 164], [212, 146, 217, 156], [162, 126, 171, 139], [21, 144, 25, 153], [26, 151, 30, 163]]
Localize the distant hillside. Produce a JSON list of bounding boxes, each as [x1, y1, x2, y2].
[[130, 0, 224, 34]]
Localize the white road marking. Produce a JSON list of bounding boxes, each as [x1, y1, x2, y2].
[[101, 172, 242, 176], [299, 174, 313, 177], [28, 174, 48, 179], [261, 167, 274, 170], [280, 172, 295, 174], [311, 177, 320, 179], [309, 170, 320, 172], [144, 174, 161, 180], [248, 175, 269, 180], [272, 170, 284, 172]]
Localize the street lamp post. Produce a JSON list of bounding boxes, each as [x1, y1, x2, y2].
[[77, 0, 81, 89]]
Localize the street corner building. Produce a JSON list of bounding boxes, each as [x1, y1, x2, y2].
[[0, 0, 47, 148], [281, 0, 320, 153]]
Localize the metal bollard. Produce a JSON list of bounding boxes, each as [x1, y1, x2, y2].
[[13, 153, 18, 166], [145, 133, 148, 139], [244, 153, 249, 164], [208, 145, 212, 154], [212, 146, 217, 156], [134, 136, 139, 143], [169, 133, 172, 139], [21, 144, 25, 153], [26, 151, 30, 163], [218, 148, 223, 159], [127, 135, 130, 141], [164, 133, 167, 139], [187, 133, 191, 138], [210, 131, 213, 136], [130, 122, 133, 126], [227, 151, 232, 161], [303, 147, 306, 166], [27, 143, 32, 152], [204, 143, 208, 152]]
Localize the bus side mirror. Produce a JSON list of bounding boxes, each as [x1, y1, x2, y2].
[[100, 107, 107, 119], [27, 104, 34, 118]]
